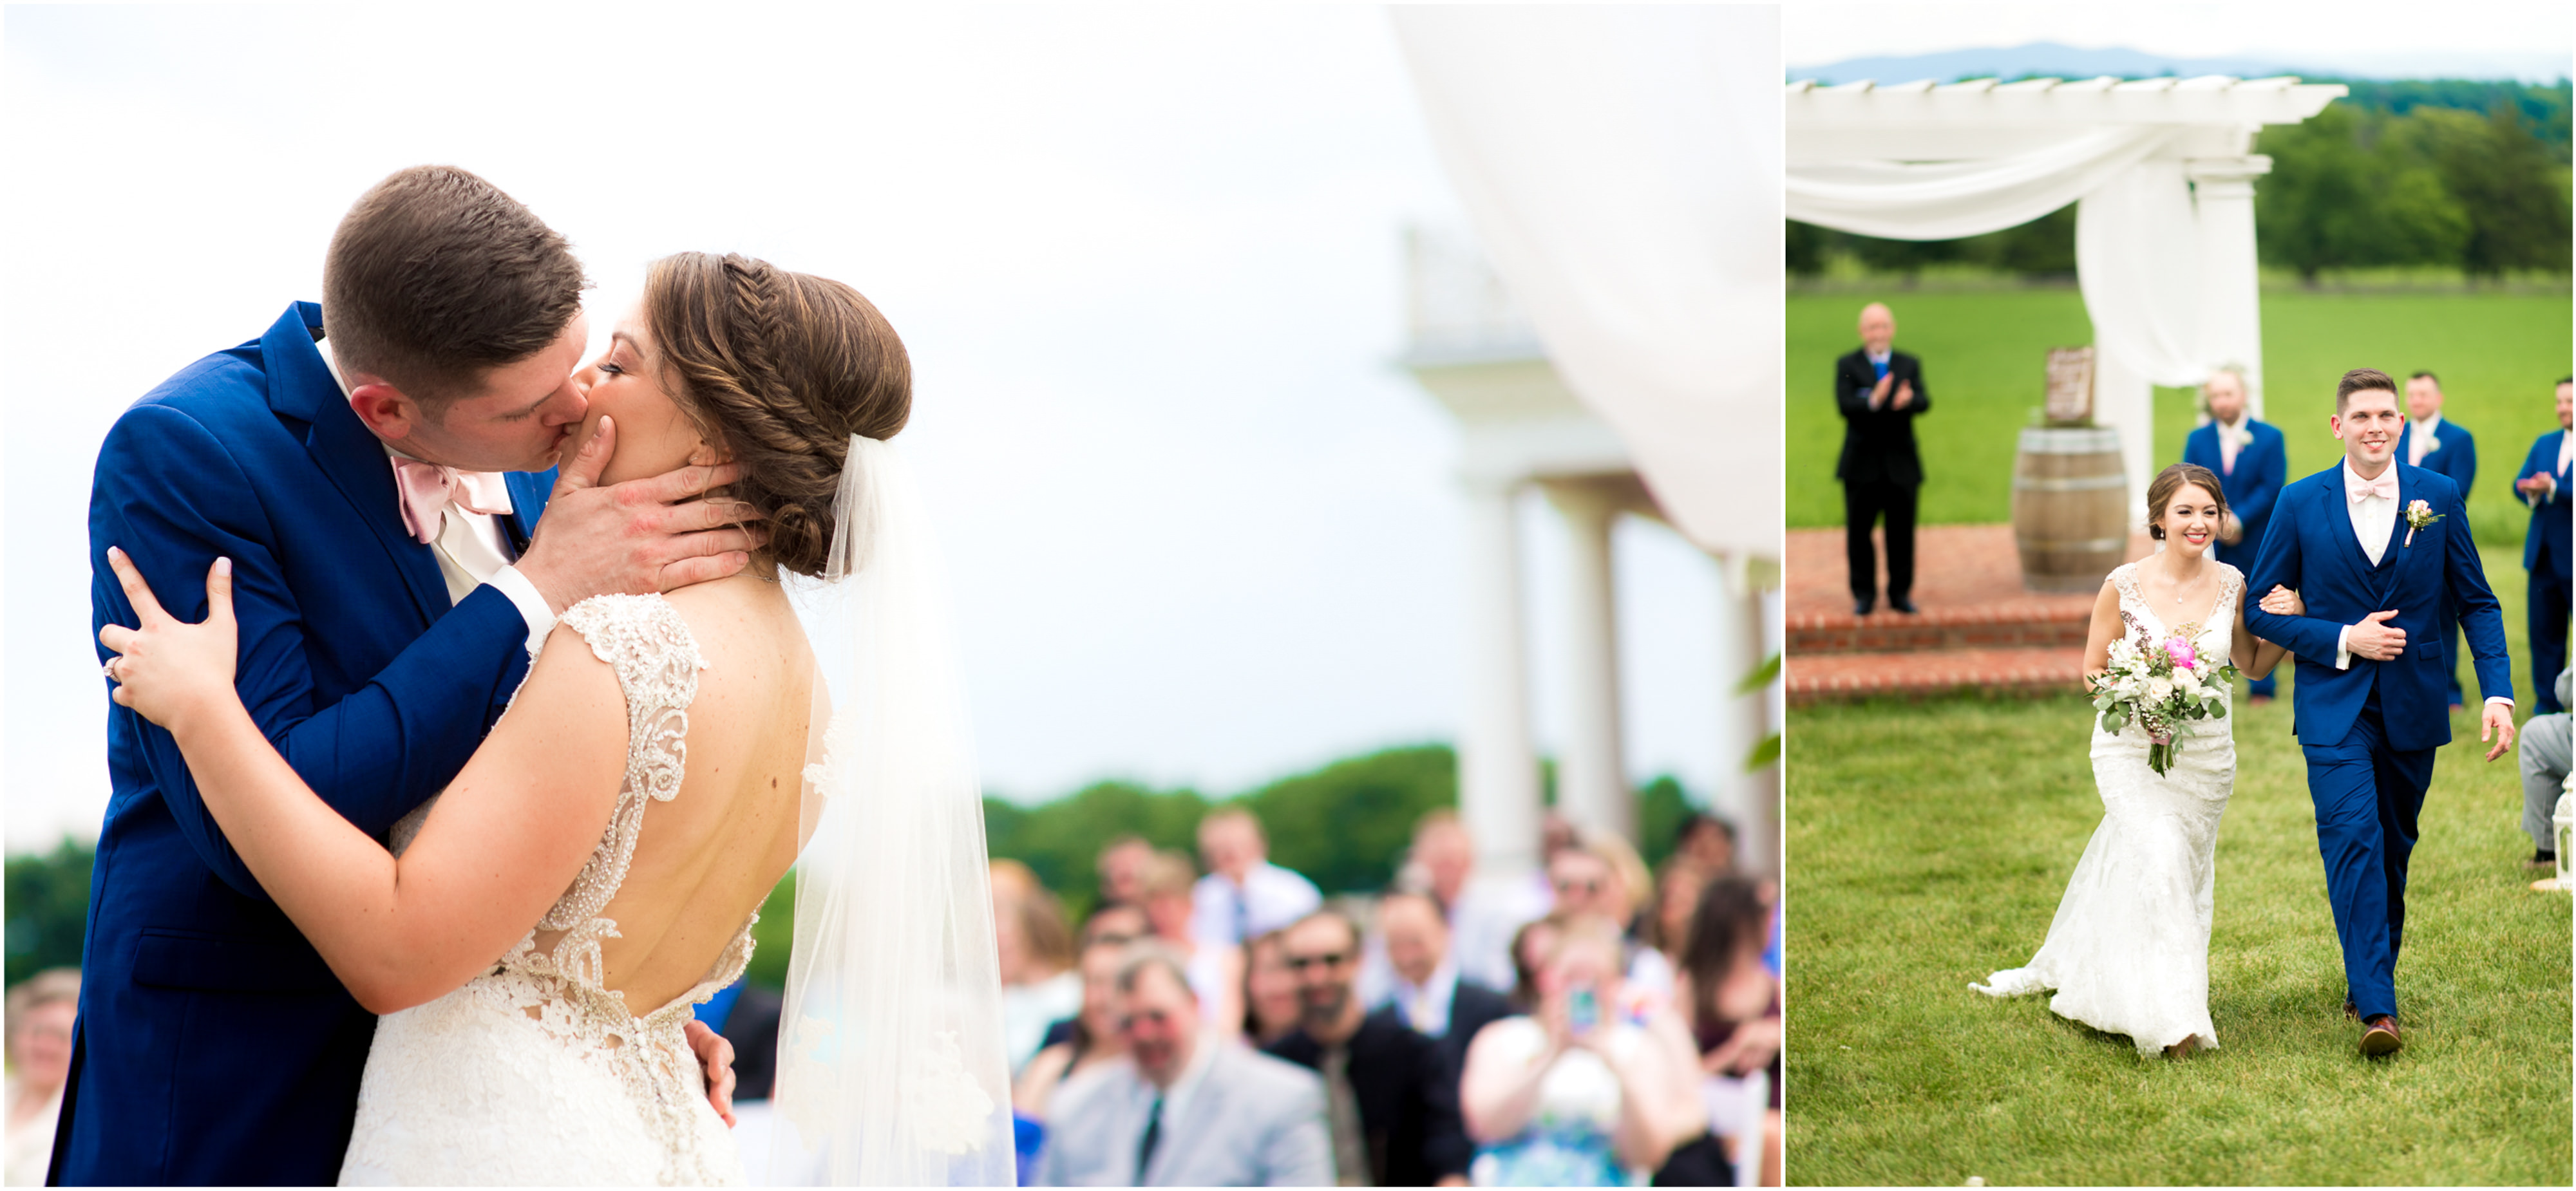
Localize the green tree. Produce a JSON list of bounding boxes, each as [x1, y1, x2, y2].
[[6, 841, 95, 987], [2435, 103, 2574, 276], [1237, 745, 1457, 896]]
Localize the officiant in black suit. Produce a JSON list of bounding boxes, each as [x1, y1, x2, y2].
[[1836, 301, 1931, 615]]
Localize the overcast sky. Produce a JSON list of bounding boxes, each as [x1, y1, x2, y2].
[[1, 5, 1729, 852], [1786, 1, 2572, 76]]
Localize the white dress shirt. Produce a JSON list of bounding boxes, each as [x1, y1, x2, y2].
[[1190, 863, 1323, 948], [1390, 959, 1460, 1038], [316, 339, 556, 655]]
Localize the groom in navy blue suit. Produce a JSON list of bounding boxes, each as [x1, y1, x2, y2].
[[57, 167, 759, 1185], [2242, 368, 2515, 1058]]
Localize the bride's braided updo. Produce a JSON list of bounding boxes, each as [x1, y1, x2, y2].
[[643, 252, 911, 577]]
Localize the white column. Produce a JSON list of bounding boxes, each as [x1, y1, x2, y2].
[[1544, 480, 1631, 843], [1716, 553, 1779, 879], [2187, 155, 2273, 420], [2093, 350, 2155, 536], [1459, 478, 1541, 879]]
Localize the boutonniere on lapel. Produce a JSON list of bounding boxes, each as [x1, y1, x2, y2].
[[2402, 499, 2443, 547]]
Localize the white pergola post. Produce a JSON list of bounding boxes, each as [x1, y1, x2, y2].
[[1716, 553, 1778, 878], [2187, 155, 2273, 420], [1544, 480, 1632, 843], [2092, 349, 2159, 534], [1459, 478, 1542, 879]]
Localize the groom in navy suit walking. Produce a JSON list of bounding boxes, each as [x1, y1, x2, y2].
[[59, 167, 759, 1185], [2242, 368, 2516, 1058]]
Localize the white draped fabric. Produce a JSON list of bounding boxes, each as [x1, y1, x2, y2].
[[1786, 125, 2219, 388], [1390, 5, 1783, 559]]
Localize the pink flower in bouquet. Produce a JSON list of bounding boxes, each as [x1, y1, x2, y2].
[[2164, 636, 2196, 670]]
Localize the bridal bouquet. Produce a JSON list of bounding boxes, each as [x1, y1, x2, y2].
[[2092, 623, 2238, 776]]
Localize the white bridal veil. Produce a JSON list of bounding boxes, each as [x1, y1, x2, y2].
[[767, 435, 1016, 1185]]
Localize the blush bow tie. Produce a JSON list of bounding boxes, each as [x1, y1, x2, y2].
[[2345, 471, 2397, 504], [392, 456, 511, 545]]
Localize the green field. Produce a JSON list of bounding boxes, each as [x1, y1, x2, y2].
[[1786, 546, 2573, 1186], [1787, 289, 2573, 544]]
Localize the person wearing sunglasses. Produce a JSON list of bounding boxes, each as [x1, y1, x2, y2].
[[1262, 910, 1472, 1186]]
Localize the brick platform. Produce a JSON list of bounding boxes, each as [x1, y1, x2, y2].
[[1788, 524, 2152, 702]]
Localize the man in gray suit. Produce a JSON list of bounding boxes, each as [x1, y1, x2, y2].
[[1040, 946, 1332, 1187]]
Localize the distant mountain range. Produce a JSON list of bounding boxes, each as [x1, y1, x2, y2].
[[1790, 42, 2570, 86]]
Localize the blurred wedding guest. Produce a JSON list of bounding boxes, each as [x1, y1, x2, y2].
[[2181, 366, 2289, 703], [1040, 946, 1331, 1186], [1672, 812, 1737, 877], [2396, 370, 2481, 706], [1196, 808, 1324, 948], [1505, 918, 1557, 1012], [1836, 301, 1931, 615], [1411, 811, 1552, 996], [1672, 879, 1783, 1188], [1378, 891, 1515, 1083], [1099, 834, 1156, 910], [996, 859, 1084, 1075], [2519, 669, 2573, 870], [5, 969, 78, 1186], [1245, 930, 1307, 1047], [1018, 935, 1138, 1123], [2513, 379, 2573, 714], [1647, 861, 1714, 965], [1081, 901, 1149, 949], [1142, 850, 1245, 1038], [1264, 910, 1473, 1186], [1549, 832, 1674, 999], [1457, 916, 1700, 1186]]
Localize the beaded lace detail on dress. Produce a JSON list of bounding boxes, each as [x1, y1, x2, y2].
[[341, 594, 755, 1186]]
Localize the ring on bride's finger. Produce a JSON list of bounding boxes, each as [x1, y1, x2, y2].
[[101, 659, 120, 680]]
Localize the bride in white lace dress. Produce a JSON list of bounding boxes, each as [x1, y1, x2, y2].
[[1974, 464, 2300, 1057], [96, 253, 1014, 1184]]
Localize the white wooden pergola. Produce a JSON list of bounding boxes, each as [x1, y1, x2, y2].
[[1788, 75, 2345, 523], [1401, 230, 1781, 881]]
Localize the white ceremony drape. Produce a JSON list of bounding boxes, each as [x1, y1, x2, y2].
[[1786, 126, 2218, 388], [1390, 5, 1782, 561]]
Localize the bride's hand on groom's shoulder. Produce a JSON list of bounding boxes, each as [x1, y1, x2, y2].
[[98, 548, 240, 736], [514, 416, 772, 614]]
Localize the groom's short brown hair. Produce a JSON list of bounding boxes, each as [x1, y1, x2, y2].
[[2335, 368, 2399, 414], [321, 165, 587, 409]]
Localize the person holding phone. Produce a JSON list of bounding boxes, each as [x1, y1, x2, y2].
[[1456, 915, 1702, 1185]]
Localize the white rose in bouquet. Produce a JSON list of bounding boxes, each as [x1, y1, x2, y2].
[[2174, 668, 2202, 695], [2146, 676, 2175, 704]]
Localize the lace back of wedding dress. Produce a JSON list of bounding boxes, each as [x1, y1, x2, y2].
[[342, 593, 755, 1187]]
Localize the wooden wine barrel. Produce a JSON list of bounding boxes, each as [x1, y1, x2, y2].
[[2011, 426, 2128, 593]]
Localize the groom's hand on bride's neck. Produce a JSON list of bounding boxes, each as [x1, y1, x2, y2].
[[514, 415, 768, 614]]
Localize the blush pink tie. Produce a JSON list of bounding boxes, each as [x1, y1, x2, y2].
[[390, 457, 511, 545]]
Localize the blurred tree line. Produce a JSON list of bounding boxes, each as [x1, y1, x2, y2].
[[4, 749, 1712, 993], [1789, 79, 2572, 280]]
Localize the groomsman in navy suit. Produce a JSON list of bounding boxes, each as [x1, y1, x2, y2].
[[2243, 368, 2516, 1058], [2511, 378, 2573, 715], [2180, 367, 2288, 701], [2396, 371, 2481, 706], [59, 167, 759, 1185]]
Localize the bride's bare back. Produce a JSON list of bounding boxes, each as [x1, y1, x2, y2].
[[540, 573, 812, 1015]]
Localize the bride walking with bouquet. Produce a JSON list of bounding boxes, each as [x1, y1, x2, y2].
[[1974, 464, 2302, 1057]]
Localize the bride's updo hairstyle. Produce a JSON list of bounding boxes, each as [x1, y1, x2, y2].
[[643, 251, 911, 577], [2145, 462, 2228, 541]]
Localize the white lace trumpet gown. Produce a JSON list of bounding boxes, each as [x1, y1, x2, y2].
[[342, 596, 753, 1185], [1973, 563, 2241, 1056]]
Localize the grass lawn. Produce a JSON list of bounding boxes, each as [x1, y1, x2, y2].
[[1785, 547, 2573, 1186], [1787, 288, 2573, 544]]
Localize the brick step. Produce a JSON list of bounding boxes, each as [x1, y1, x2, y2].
[[1787, 645, 2087, 704], [1786, 604, 2092, 655]]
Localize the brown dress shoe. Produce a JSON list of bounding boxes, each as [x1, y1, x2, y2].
[[2360, 1015, 2402, 1056]]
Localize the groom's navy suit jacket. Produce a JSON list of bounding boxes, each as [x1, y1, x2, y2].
[[2242, 461, 2510, 753], [58, 303, 554, 1185]]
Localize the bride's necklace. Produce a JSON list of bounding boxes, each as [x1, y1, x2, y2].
[[2152, 562, 2212, 606]]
